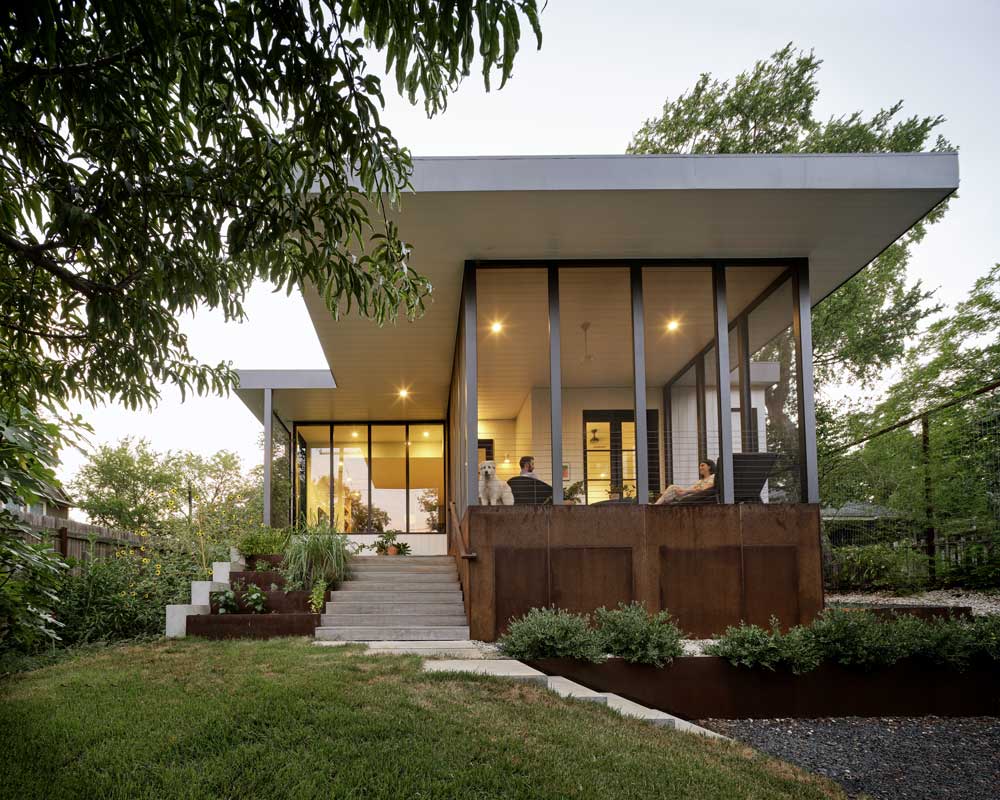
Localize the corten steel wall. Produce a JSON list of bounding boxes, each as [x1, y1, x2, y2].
[[461, 504, 823, 640]]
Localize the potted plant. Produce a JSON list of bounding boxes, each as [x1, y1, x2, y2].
[[564, 480, 585, 505], [372, 530, 402, 555]]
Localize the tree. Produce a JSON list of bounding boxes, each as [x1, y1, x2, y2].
[[1, 0, 542, 644], [628, 44, 954, 463]]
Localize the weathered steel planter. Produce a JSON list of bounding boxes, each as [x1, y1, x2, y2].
[[528, 656, 1000, 719], [229, 570, 285, 590], [187, 613, 319, 639]]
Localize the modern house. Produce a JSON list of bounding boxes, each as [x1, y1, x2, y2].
[[232, 153, 959, 640]]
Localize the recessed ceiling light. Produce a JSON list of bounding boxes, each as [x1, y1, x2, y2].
[[423, 431, 429, 437], [490, 321, 503, 333], [398, 388, 409, 399], [666, 319, 680, 332], [351, 431, 358, 438]]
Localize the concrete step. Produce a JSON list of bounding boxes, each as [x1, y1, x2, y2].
[[320, 613, 468, 626], [422, 660, 547, 684], [603, 694, 675, 727], [351, 556, 454, 566], [546, 676, 608, 704], [340, 581, 459, 592], [328, 591, 462, 603], [326, 601, 465, 615], [316, 625, 470, 641], [350, 572, 458, 583], [350, 563, 457, 574]]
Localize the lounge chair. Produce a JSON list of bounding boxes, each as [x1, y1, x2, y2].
[[672, 452, 779, 505], [507, 476, 554, 505]]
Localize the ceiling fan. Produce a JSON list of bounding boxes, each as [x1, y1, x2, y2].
[[590, 428, 600, 444]]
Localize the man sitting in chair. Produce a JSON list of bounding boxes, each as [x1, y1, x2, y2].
[[654, 459, 715, 504], [507, 456, 553, 505]]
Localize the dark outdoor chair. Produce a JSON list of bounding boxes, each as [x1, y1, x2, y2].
[[507, 476, 553, 505], [672, 452, 779, 505]]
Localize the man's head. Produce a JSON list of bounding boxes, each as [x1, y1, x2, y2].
[[699, 459, 716, 478], [519, 455, 535, 473]]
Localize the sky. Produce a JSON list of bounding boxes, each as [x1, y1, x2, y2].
[[59, 0, 1000, 506]]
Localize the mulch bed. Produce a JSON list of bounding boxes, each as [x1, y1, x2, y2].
[[698, 716, 1000, 800]]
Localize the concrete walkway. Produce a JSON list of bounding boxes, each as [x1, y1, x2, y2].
[[422, 659, 726, 738]]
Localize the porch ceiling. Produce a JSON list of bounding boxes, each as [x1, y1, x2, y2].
[[291, 153, 956, 421]]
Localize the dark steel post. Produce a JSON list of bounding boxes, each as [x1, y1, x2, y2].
[[712, 264, 735, 504], [695, 358, 707, 462], [737, 315, 754, 452], [463, 262, 479, 509], [792, 261, 820, 504], [263, 388, 273, 527], [630, 266, 649, 504], [548, 266, 564, 503], [922, 414, 937, 585], [663, 383, 674, 486]]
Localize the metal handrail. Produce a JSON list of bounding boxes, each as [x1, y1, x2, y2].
[[447, 501, 477, 560]]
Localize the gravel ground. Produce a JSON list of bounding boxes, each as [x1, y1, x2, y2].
[[828, 589, 1000, 616], [698, 716, 1000, 800]]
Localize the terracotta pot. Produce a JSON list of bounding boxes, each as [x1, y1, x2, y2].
[[387, 545, 399, 555]]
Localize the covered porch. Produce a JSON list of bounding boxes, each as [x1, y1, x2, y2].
[[237, 153, 958, 639]]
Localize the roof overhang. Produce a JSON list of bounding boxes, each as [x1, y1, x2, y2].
[[246, 153, 958, 422]]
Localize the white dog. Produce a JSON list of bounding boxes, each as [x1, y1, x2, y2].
[[478, 460, 514, 506]]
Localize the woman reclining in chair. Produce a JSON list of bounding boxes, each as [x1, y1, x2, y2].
[[654, 459, 715, 504]]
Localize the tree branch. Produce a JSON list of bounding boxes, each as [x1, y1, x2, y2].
[[0, 231, 99, 298]]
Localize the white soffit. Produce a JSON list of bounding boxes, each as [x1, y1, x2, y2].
[[296, 153, 957, 421]]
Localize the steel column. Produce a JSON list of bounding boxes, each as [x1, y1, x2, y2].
[[263, 388, 273, 527], [463, 263, 479, 509], [737, 315, 754, 452], [695, 358, 707, 462], [630, 266, 649, 504], [792, 261, 820, 504], [712, 264, 735, 504], [548, 266, 564, 503]]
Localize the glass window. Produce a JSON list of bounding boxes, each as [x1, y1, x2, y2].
[[371, 425, 407, 531], [409, 425, 445, 532], [333, 426, 369, 533], [295, 425, 331, 527]]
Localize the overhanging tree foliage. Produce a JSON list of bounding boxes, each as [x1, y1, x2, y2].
[[0, 0, 543, 648], [628, 43, 955, 458]]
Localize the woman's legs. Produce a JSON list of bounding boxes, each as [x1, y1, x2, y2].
[[654, 485, 683, 505]]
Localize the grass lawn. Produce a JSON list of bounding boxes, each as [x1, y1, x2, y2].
[[0, 638, 844, 800]]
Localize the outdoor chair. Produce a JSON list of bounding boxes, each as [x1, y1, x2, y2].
[[672, 452, 780, 505], [507, 476, 554, 505]]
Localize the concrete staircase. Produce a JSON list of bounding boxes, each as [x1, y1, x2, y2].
[[315, 555, 470, 641]]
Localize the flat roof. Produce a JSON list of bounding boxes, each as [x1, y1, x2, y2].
[[242, 153, 958, 423]]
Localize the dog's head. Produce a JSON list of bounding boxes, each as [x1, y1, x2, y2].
[[479, 460, 497, 481]]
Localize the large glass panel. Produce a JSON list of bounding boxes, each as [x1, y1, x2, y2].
[[271, 417, 292, 528], [560, 267, 633, 504], [295, 425, 331, 526], [747, 273, 800, 503], [333, 426, 369, 532], [409, 424, 445, 531], [371, 425, 407, 530], [476, 268, 551, 504]]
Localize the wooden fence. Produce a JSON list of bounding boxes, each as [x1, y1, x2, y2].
[[16, 512, 145, 561]]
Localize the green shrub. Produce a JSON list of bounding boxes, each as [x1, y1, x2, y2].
[[937, 533, 1000, 589], [0, 533, 66, 652], [237, 527, 290, 557], [57, 542, 204, 643], [282, 531, 350, 589], [242, 583, 267, 614], [308, 582, 327, 614], [497, 607, 604, 662], [831, 543, 926, 592], [594, 602, 684, 666], [705, 618, 821, 675], [211, 589, 238, 614], [708, 609, 1000, 674]]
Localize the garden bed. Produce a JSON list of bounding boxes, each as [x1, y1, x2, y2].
[[210, 590, 314, 614], [837, 604, 973, 621], [230, 570, 285, 589], [187, 613, 319, 639], [528, 656, 1000, 719]]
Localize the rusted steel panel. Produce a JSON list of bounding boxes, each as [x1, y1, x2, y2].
[[550, 547, 633, 616], [494, 546, 549, 635], [742, 545, 799, 629], [659, 545, 744, 638]]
